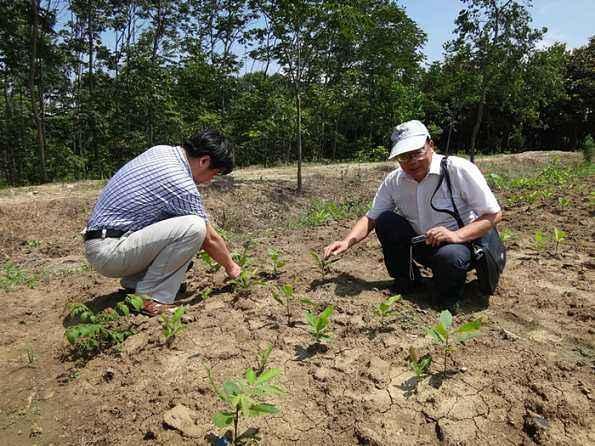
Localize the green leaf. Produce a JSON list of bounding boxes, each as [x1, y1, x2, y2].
[[115, 302, 130, 316], [213, 411, 235, 427], [319, 305, 334, 323], [125, 294, 145, 312], [300, 298, 315, 306], [271, 292, 284, 305], [223, 380, 241, 397], [427, 326, 446, 344], [439, 310, 453, 329], [454, 319, 481, 334], [248, 403, 279, 417], [246, 368, 256, 385], [255, 368, 280, 385]]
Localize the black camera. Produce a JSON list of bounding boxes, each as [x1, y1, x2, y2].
[[411, 234, 427, 246]]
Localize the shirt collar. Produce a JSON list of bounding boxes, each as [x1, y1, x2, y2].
[[428, 154, 443, 176]]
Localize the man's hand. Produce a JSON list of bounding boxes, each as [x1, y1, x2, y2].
[[425, 226, 462, 247], [323, 240, 350, 259], [225, 261, 242, 279]]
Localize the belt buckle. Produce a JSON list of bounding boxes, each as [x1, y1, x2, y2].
[[101, 228, 107, 239]]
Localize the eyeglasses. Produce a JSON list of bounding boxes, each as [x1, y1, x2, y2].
[[396, 146, 428, 163]]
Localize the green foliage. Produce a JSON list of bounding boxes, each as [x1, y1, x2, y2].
[[296, 200, 367, 228], [199, 251, 221, 273], [582, 134, 593, 163], [26, 240, 41, 248], [499, 228, 514, 243], [206, 356, 284, 445], [0, 261, 38, 291], [64, 297, 143, 354], [268, 248, 286, 276], [533, 230, 548, 251], [199, 287, 213, 301], [160, 306, 187, 343], [256, 344, 273, 375], [374, 295, 401, 324], [229, 269, 261, 294], [232, 241, 253, 269], [309, 249, 339, 277], [427, 310, 481, 376], [552, 227, 567, 255], [354, 145, 388, 162], [408, 347, 432, 380], [305, 305, 334, 344], [557, 196, 571, 207], [271, 283, 296, 326]]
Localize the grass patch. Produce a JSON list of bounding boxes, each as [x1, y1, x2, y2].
[[291, 199, 370, 228], [0, 261, 38, 291]]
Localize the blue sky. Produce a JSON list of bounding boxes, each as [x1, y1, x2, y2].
[[401, 0, 595, 64]]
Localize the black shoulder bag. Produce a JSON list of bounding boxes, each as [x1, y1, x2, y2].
[[430, 157, 506, 295]]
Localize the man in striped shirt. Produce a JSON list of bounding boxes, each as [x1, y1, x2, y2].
[[84, 129, 241, 316]]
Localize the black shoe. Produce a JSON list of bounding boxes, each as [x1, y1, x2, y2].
[[386, 277, 426, 295]]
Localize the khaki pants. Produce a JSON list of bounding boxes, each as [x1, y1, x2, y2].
[[84, 215, 206, 304]]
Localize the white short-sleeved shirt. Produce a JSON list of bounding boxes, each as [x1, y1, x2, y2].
[[366, 154, 501, 234]]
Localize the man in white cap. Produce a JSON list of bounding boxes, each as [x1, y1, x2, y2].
[[324, 120, 502, 310]]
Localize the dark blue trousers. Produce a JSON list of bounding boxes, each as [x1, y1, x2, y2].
[[375, 211, 483, 300]]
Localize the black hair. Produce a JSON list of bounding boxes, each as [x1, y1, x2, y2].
[[182, 129, 234, 175]]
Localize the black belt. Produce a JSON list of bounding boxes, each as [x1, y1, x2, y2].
[[84, 229, 127, 241]]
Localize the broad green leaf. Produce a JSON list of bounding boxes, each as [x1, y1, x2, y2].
[[439, 310, 453, 329], [427, 327, 446, 344], [255, 368, 280, 385], [223, 380, 241, 397], [115, 302, 130, 316], [319, 305, 334, 322], [248, 403, 279, 417], [213, 411, 234, 427], [125, 294, 144, 312], [246, 368, 256, 385], [454, 319, 481, 334]]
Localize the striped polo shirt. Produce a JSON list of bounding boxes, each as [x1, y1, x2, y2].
[[87, 145, 208, 232]]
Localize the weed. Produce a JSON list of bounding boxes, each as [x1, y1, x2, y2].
[[309, 249, 339, 277], [294, 199, 369, 228], [160, 306, 187, 344], [427, 310, 481, 376], [207, 357, 284, 445], [305, 305, 334, 344], [408, 347, 432, 380], [65, 296, 143, 354], [0, 261, 38, 291], [268, 248, 286, 276], [552, 227, 567, 255], [199, 251, 221, 273], [558, 196, 571, 207]]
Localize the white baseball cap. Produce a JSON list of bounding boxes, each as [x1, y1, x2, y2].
[[388, 120, 430, 159]]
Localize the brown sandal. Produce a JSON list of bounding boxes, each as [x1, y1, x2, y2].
[[141, 300, 174, 317]]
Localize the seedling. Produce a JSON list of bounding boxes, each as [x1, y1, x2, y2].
[[160, 306, 186, 345], [268, 248, 286, 276], [533, 230, 547, 251], [64, 297, 142, 354], [272, 283, 309, 326], [206, 358, 284, 445], [552, 227, 566, 255], [232, 241, 253, 269], [427, 310, 481, 377], [499, 228, 514, 243], [256, 344, 273, 375], [309, 250, 339, 277], [408, 347, 432, 380], [558, 197, 570, 207], [304, 305, 334, 344], [374, 294, 401, 326], [26, 239, 41, 248], [199, 251, 221, 273], [199, 287, 213, 301], [0, 261, 38, 291], [229, 269, 261, 294], [24, 344, 37, 368]]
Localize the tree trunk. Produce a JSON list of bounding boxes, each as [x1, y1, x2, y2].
[[469, 90, 486, 163], [30, 0, 47, 183]]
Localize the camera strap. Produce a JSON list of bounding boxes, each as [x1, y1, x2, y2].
[[430, 156, 466, 229]]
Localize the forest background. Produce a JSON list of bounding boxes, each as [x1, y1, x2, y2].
[[1, 0, 593, 186]]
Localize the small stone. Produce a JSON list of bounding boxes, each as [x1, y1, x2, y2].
[[460, 366, 468, 373], [30, 424, 43, 438], [163, 404, 202, 438]]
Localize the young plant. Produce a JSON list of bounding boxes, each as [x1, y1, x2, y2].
[[533, 230, 547, 251], [427, 310, 481, 376], [309, 250, 339, 277], [229, 269, 261, 294], [199, 251, 221, 273], [160, 306, 186, 344], [558, 197, 571, 207], [271, 283, 302, 326], [305, 305, 334, 344], [206, 359, 284, 445], [0, 261, 38, 291], [256, 344, 273, 375], [199, 287, 213, 301], [232, 241, 253, 269], [24, 344, 37, 368], [499, 228, 514, 243], [408, 347, 432, 380], [64, 297, 142, 354], [374, 294, 401, 326], [268, 248, 286, 276], [552, 227, 567, 255]]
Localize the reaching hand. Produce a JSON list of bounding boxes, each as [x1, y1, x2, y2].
[[425, 226, 462, 247], [323, 240, 349, 259], [226, 262, 242, 279]]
